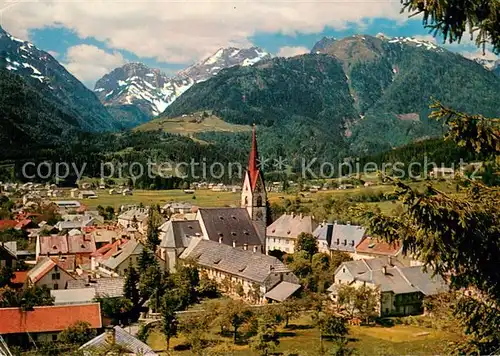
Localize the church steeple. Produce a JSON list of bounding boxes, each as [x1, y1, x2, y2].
[[241, 124, 267, 247], [248, 124, 259, 191]]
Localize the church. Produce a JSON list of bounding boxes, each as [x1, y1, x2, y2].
[[159, 125, 268, 271]]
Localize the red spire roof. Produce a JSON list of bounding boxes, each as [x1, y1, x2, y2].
[[248, 124, 260, 190]]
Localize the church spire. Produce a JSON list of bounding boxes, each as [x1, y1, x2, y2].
[[248, 124, 258, 178]]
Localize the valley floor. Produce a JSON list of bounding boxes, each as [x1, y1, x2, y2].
[[147, 314, 460, 355]]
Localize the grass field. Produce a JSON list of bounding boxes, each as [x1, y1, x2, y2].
[[65, 179, 458, 212], [146, 313, 460, 355], [135, 113, 251, 138]]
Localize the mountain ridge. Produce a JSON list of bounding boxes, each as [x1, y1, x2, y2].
[[0, 25, 117, 132], [156, 34, 500, 160], [94, 47, 271, 126]]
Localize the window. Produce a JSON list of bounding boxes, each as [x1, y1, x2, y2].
[[342, 268, 346, 273], [52, 273, 60, 280], [53, 283, 59, 290], [52, 334, 58, 341], [256, 196, 262, 207]]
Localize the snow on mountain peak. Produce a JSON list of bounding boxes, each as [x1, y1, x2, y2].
[[96, 46, 271, 119], [388, 36, 442, 51]]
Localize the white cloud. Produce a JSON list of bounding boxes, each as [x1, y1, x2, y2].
[[47, 50, 59, 58], [276, 46, 309, 58], [63, 44, 126, 86], [0, 0, 405, 65]]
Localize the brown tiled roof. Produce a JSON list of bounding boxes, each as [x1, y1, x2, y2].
[[355, 236, 401, 256], [0, 303, 102, 334], [28, 257, 75, 284], [67, 234, 96, 254], [197, 208, 262, 247], [0, 220, 18, 230], [39, 235, 69, 255], [50, 255, 76, 272], [11, 271, 28, 285]]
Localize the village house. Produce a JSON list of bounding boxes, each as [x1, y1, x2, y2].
[[161, 202, 194, 215], [159, 220, 203, 271], [36, 233, 96, 265], [54, 200, 81, 211], [0, 303, 102, 345], [97, 239, 164, 277], [429, 167, 455, 179], [90, 227, 122, 249], [330, 258, 448, 316], [68, 276, 125, 299], [55, 214, 101, 231], [313, 222, 367, 256], [0, 241, 17, 269], [26, 256, 75, 290], [70, 188, 79, 198], [117, 208, 149, 234], [266, 213, 318, 254], [80, 326, 157, 356], [353, 236, 409, 264], [180, 238, 300, 304], [78, 190, 98, 199]]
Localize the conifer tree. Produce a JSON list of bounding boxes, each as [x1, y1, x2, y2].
[[123, 263, 140, 306], [361, 102, 500, 354]]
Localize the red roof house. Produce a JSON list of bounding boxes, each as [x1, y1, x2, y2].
[[0, 303, 102, 335]]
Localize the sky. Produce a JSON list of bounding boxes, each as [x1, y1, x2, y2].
[[0, 0, 497, 88]]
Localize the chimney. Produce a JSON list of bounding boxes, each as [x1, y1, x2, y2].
[[104, 326, 116, 345], [299, 213, 303, 219], [382, 266, 387, 275], [269, 265, 274, 272], [347, 221, 351, 225], [253, 246, 258, 253], [218, 237, 223, 244], [326, 223, 334, 247], [232, 240, 236, 248], [243, 243, 248, 251], [388, 256, 393, 266]]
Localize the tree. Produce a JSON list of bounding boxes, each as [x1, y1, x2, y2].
[[329, 251, 353, 272], [0, 266, 14, 288], [312, 312, 348, 355], [138, 247, 156, 273], [180, 313, 211, 355], [250, 319, 280, 356], [59, 321, 97, 345], [196, 272, 219, 299], [161, 293, 179, 351], [124, 264, 140, 305], [139, 264, 163, 312], [219, 300, 253, 343], [146, 205, 162, 249], [123, 263, 140, 320], [277, 298, 302, 328], [337, 285, 379, 324], [96, 297, 132, 326], [401, 0, 500, 53], [360, 101, 500, 353], [295, 232, 318, 258]]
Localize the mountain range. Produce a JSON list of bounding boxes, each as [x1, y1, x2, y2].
[[0, 24, 499, 163], [94, 47, 270, 126], [158, 34, 500, 158]]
